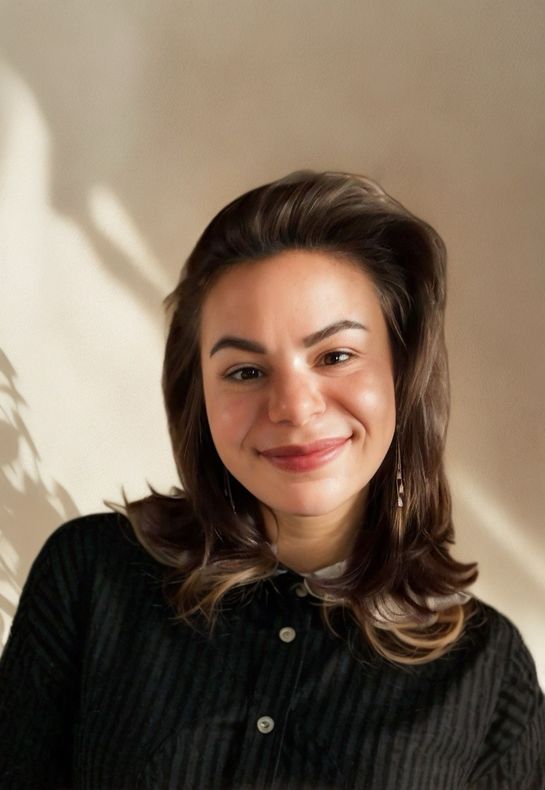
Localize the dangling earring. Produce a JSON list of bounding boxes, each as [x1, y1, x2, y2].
[[223, 466, 237, 515], [396, 436, 404, 509]]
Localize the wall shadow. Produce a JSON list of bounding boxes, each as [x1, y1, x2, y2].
[[0, 349, 78, 647]]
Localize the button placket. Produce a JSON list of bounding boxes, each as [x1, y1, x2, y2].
[[230, 578, 315, 788]]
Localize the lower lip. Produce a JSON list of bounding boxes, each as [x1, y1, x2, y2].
[[262, 439, 350, 472]]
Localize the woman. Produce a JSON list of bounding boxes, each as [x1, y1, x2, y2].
[[1, 171, 543, 789]]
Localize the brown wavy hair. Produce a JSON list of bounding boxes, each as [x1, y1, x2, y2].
[[113, 170, 478, 665]]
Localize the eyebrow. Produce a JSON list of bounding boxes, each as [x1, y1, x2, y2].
[[209, 320, 369, 357]]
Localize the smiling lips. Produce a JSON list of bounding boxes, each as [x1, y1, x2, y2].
[[260, 437, 350, 472]]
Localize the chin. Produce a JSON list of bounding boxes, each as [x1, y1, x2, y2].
[[262, 484, 354, 519]]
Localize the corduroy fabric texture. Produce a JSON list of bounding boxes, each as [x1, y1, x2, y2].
[[0, 512, 544, 789]]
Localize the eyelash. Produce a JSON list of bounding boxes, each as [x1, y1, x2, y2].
[[225, 366, 263, 382], [224, 350, 355, 381]]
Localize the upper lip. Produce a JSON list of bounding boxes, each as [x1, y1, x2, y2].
[[260, 437, 350, 457]]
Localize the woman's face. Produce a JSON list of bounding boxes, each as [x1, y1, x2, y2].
[[200, 250, 396, 520]]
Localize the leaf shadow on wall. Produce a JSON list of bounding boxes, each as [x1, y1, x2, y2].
[[1, 5, 185, 324], [0, 349, 78, 647]]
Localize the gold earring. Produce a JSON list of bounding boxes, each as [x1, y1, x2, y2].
[[396, 438, 404, 509]]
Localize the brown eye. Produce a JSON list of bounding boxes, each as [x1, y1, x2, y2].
[[226, 366, 263, 381], [322, 351, 353, 366]]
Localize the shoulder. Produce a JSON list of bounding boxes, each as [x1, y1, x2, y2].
[[40, 510, 137, 550], [9, 512, 168, 654], [462, 597, 539, 673], [33, 511, 145, 570], [453, 596, 541, 700], [459, 598, 545, 785], [20, 511, 158, 608], [3, 513, 146, 678]]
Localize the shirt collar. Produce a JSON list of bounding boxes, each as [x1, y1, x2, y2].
[[268, 544, 471, 619], [268, 543, 348, 580]]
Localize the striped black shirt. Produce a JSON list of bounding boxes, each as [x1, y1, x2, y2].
[[0, 513, 544, 788]]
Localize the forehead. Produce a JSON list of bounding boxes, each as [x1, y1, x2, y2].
[[200, 250, 384, 340]]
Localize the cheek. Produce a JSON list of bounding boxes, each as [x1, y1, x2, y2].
[[205, 389, 259, 450], [348, 366, 396, 433]]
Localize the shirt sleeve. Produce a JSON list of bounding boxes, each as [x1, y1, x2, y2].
[[468, 616, 545, 789], [0, 522, 86, 789]]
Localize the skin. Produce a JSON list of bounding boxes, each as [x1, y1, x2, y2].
[[200, 250, 396, 573]]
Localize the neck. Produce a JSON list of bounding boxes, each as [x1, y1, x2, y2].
[[261, 492, 366, 574]]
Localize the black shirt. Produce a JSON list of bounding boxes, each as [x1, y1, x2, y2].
[[0, 513, 544, 789]]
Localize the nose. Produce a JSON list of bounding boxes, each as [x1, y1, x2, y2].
[[267, 368, 326, 426]]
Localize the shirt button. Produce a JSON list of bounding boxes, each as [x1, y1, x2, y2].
[[278, 626, 296, 643], [294, 583, 308, 598], [257, 716, 275, 734]]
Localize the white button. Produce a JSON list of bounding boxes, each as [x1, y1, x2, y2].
[[257, 716, 275, 734], [294, 583, 308, 597], [278, 627, 296, 643]]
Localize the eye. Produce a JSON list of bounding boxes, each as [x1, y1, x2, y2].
[[320, 350, 354, 366], [225, 366, 264, 381]]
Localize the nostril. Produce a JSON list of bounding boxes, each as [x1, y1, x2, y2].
[[268, 386, 326, 426]]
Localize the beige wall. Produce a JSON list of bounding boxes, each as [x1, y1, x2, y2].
[[1, 1, 544, 684]]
